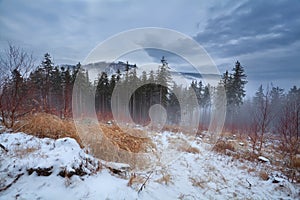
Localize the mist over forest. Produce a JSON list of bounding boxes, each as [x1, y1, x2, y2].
[[0, 1, 300, 199]]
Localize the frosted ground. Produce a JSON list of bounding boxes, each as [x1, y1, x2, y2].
[[0, 129, 299, 200]]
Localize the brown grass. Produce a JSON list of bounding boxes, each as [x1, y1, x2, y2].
[[155, 172, 172, 185], [180, 146, 200, 154], [162, 125, 181, 133], [259, 170, 269, 181], [247, 167, 256, 173], [12, 113, 155, 169], [100, 124, 151, 153], [75, 121, 155, 170], [212, 140, 235, 154], [291, 155, 300, 168], [127, 173, 145, 188], [189, 177, 206, 189], [13, 113, 82, 145]]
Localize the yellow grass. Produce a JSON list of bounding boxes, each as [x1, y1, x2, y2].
[[259, 170, 269, 181], [212, 140, 235, 153], [13, 113, 82, 145], [13, 113, 155, 170]]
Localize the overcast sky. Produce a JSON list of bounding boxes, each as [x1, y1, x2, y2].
[[0, 0, 299, 96]]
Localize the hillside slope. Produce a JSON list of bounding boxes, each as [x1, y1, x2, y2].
[[0, 130, 299, 199]]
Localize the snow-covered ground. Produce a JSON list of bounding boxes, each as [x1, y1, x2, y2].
[[0, 130, 299, 200]]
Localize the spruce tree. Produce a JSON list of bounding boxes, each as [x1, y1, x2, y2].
[[156, 56, 171, 107], [40, 53, 54, 111], [231, 61, 247, 107]]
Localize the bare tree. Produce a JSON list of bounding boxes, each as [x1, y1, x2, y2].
[[247, 118, 260, 153], [0, 44, 34, 128], [248, 85, 273, 153], [277, 97, 300, 167]]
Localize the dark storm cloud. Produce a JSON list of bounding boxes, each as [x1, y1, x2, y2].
[[0, 0, 298, 95], [195, 0, 300, 58]]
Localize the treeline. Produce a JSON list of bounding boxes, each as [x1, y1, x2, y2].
[[0, 46, 220, 128], [0, 46, 201, 127], [0, 47, 88, 127], [1, 44, 299, 167], [0, 45, 299, 153]]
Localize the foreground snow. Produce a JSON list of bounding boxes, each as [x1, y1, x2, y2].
[[0, 131, 299, 199]]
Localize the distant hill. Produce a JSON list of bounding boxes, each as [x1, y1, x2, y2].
[[83, 61, 137, 76]]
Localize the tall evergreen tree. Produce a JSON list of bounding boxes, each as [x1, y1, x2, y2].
[[61, 67, 72, 117], [156, 56, 171, 107], [231, 61, 247, 107], [40, 53, 54, 111]]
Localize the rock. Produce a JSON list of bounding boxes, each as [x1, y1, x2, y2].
[[258, 156, 270, 163], [272, 178, 280, 183], [27, 166, 53, 176], [103, 161, 131, 177], [58, 165, 87, 178]]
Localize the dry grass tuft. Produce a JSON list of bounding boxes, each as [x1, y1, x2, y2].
[[247, 167, 256, 173], [189, 176, 206, 189], [259, 170, 269, 181], [162, 125, 181, 133], [180, 146, 200, 154], [155, 172, 172, 185], [100, 124, 151, 153], [291, 155, 300, 168], [12, 113, 155, 170], [127, 173, 145, 188], [212, 140, 235, 154], [76, 122, 155, 170], [13, 113, 82, 146]]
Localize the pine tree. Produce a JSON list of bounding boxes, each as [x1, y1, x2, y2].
[[129, 68, 139, 121], [95, 72, 109, 114], [156, 56, 171, 107], [253, 84, 264, 105], [40, 53, 54, 111], [222, 70, 233, 106], [231, 61, 247, 107], [61, 67, 72, 117], [167, 82, 181, 124], [73, 62, 92, 115], [50, 66, 63, 113]]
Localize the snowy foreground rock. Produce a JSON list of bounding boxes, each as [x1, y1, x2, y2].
[[0, 132, 299, 199]]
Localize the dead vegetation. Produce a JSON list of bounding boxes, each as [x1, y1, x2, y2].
[[77, 122, 155, 169], [162, 125, 181, 133], [155, 171, 173, 185], [189, 176, 206, 189], [212, 140, 235, 154], [259, 170, 269, 181], [127, 173, 146, 188], [13, 113, 81, 144], [179, 146, 200, 154], [11, 113, 155, 170], [100, 124, 151, 153]]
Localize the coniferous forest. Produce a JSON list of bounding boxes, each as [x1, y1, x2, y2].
[[0, 45, 299, 159]]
